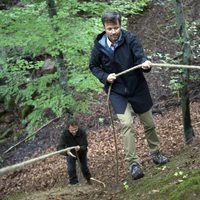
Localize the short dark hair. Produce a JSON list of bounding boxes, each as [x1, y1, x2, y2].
[[101, 11, 121, 26], [67, 117, 79, 128]]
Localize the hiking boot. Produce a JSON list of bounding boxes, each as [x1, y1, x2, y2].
[[152, 151, 169, 165], [130, 163, 144, 180]]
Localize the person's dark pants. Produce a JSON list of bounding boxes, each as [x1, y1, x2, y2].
[[66, 152, 91, 184]]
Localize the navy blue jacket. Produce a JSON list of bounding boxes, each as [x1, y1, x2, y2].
[[89, 29, 153, 113]]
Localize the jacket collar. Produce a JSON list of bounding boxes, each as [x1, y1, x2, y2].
[[96, 30, 123, 46]]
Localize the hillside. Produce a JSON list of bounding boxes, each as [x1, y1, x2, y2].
[[0, 0, 200, 199]]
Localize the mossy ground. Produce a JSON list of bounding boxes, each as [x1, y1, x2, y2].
[[119, 143, 200, 200]]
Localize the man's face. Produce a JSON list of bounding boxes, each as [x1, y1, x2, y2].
[[104, 20, 121, 43], [68, 125, 78, 136]]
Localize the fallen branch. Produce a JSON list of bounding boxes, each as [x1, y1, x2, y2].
[[3, 116, 60, 155], [90, 177, 106, 187], [0, 146, 77, 177], [193, 122, 200, 126]]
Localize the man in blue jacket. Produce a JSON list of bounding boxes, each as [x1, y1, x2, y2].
[[89, 10, 169, 180]]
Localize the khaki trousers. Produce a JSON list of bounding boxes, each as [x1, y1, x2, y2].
[[117, 104, 160, 167]]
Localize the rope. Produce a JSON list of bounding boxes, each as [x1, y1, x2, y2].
[[116, 62, 200, 78], [152, 63, 200, 70], [0, 146, 77, 177]]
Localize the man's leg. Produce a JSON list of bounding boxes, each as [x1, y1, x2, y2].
[[138, 109, 160, 153], [117, 104, 140, 166], [139, 109, 169, 164], [66, 156, 78, 185], [110, 94, 144, 179], [109, 94, 139, 166], [117, 104, 144, 179], [78, 152, 91, 184]]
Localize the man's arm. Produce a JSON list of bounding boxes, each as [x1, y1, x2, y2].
[[78, 130, 88, 152], [128, 32, 151, 72], [57, 131, 68, 156], [89, 47, 109, 84]]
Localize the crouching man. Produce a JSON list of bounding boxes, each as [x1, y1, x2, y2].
[[57, 117, 92, 185]]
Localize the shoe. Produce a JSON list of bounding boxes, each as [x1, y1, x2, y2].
[[152, 151, 169, 165], [130, 163, 144, 180]]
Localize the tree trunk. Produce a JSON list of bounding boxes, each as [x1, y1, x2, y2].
[[46, 0, 68, 94], [174, 0, 195, 144]]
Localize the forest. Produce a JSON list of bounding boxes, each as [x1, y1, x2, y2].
[[0, 0, 200, 199]]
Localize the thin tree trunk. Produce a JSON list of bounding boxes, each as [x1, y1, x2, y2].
[[46, 0, 68, 94], [174, 0, 195, 144]]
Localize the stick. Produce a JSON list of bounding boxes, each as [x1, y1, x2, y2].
[[193, 122, 200, 126], [3, 117, 60, 155], [90, 177, 106, 187], [0, 146, 77, 177], [107, 84, 119, 184]]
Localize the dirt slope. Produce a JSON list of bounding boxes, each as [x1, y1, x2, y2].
[[0, 0, 200, 199]]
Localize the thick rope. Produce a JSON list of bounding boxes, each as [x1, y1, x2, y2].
[[3, 62, 199, 156], [116, 62, 200, 77], [152, 63, 200, 70], [0, 146, 77, 176], [1, 147, 106, 187]]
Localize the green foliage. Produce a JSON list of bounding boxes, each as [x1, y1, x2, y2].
[[169, 68, 186, 93], [68, 72, 103, 93], [110, 0, 151, 15], [123, 181, 129, 190], [150, 49, 199, 94], [0, 0, 151, 133], [169, 78, 183, 93], [187, 20, 200, 61]]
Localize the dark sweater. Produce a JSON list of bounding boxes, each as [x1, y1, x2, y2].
[[57, 128, 88, 156]]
